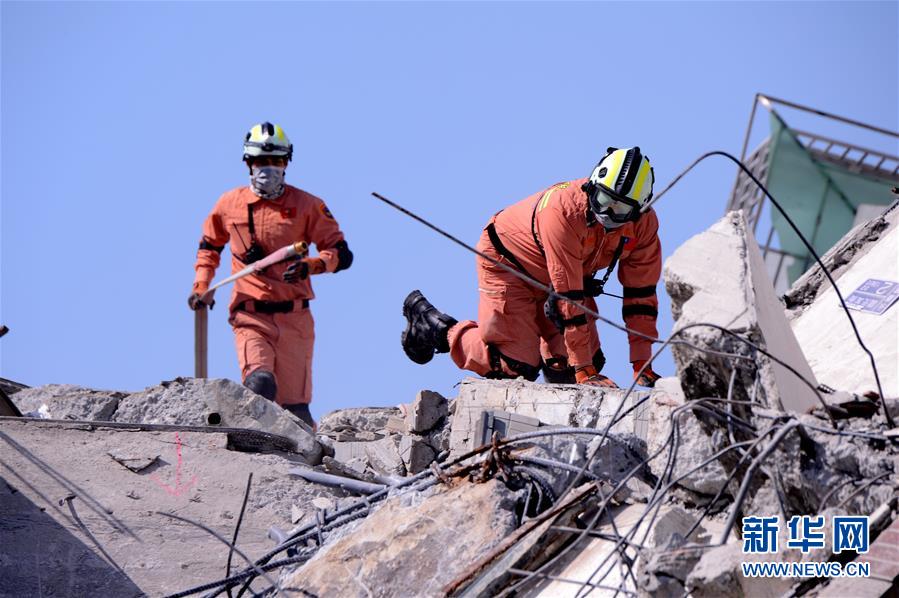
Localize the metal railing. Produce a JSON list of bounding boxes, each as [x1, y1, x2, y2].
[[726, 94, 899, 293]]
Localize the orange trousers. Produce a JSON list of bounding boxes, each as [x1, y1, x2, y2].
[[229, 307, 314, 405], [447, 232, 600, 378]]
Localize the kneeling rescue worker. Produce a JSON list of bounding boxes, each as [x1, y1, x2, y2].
[[402, 147, 662, 388], [188, 122, 353, 428]]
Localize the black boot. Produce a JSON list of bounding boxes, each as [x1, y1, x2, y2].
[[402, 290, 458, 364], [542, 357, 575, 384], [244, 369, 277, 401], [284, 403, 315, 430]]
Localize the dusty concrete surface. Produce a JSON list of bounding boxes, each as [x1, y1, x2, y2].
[[0, 418, 343, 597], [789, 215, 899, 397], [11, 378, 323, 464], [278, 479, 520, 597]]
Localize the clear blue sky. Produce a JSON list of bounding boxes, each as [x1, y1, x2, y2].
[[2, 2, 897, 419]]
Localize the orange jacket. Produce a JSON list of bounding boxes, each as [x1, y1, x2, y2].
[[491, 178, 661, 366], [192, 185, 346, 311]]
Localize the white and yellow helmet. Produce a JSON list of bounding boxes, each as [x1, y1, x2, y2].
[[243, 121, 293, 162], [584, 147, 655, 224]]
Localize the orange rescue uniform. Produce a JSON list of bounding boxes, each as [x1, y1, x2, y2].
[[448, 178, 661, 378], [192, 185, 346, 405]]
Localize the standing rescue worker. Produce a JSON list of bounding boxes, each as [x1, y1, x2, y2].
[[401, 147, 662, 388], [188, 122, 353, 427]]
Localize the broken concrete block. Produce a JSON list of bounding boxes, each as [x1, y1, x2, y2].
[[743, 415, 896, 519], [788, 204, 898, 397], [651, 506, 710, 547], [687, 536, 817, 598], [663, 211, 819, 413], [366, 435, 406, 477], [684, 543, 747, 598], [107, 451, 159, 473], [427, 423, 451, 455], [113, 377, 322, 464], [331, 440, 368, 463], [651, 408, 730, 497], [11, 384, 126, 421], [399, 434, 436, 474], [385, 415, 406, 434], [318, 406, 402, 439], [638, 546, 706, 598], [448, 378, 649, 456], [405, 389, 448, 433], [585, 433, 653, 488], [277, 479, 519, 597]]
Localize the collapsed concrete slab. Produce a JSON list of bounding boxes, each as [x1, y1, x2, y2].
[[0, 418, 344, 597], [11, 378, 323, 464], [663, 210, 819, 413], [113, 378, 322, 464], [320, 396, 453, 477], [318, 406, 402, 441], [526, 504, 726, 598], [11, 383, 127, 420], [787, 202, 899, 397], [784, 200, 898, 317], [405, 389, 448, 433], [277, 479, 520, 597], [448, 378, 650, 457]]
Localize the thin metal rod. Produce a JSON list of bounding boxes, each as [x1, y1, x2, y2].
[[226, 473, 253, 598], [371, 192, 650, 343], [729, 93, 762, 209], [157, 511, 279, 590], [759, 94, 899, 139], [718, 420, 800, 543], [835, 472, 894, 510]]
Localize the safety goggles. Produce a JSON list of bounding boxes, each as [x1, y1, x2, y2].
[[589, 187, 641, 223]]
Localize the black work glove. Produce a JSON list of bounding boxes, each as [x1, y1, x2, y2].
[[187, 292, 214, 310], [584, 276, 605, 298], [283, 257, 325, 283], [283, 260, 309, 283], [543, 293, 563, 333]]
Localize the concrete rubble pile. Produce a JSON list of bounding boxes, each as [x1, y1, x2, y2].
[[3, 205, 898, 597]]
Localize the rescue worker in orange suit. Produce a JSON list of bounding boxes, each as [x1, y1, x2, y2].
[[188, 122, 353, 428], [402, 147, 662, 388]]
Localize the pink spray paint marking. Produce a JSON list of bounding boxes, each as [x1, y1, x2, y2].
[[151, 432, 198, 497]]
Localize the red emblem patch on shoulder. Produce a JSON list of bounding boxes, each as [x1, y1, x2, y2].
[[280, 207, 296, 219], [319, 202, 335, 220]]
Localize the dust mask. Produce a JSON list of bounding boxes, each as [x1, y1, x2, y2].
[[597, 213, 626, 230], [250, 165, 285, 200]]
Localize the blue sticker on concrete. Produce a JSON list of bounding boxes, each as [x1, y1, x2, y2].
[[844, 279, 899, 315]]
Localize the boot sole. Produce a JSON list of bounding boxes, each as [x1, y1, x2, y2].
[[402, 291, 434, 365]]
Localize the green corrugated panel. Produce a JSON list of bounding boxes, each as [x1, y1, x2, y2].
[[764, 113, 895, 283]]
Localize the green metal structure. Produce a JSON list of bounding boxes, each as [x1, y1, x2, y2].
[[727, 94, 899, 292]]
